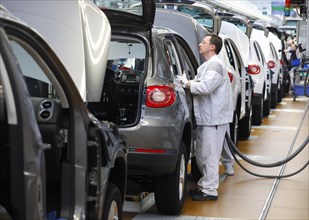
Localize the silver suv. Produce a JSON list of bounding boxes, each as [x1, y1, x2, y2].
[[94, 0, 198, 214]]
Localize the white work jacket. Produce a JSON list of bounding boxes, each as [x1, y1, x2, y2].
[[190, 55, 233, 126]]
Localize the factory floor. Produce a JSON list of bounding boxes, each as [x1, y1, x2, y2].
[[124, 95, 309, 220]]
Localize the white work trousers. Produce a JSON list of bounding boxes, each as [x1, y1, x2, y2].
[[195, 123, 229, 196], [221, 126, 234, 169]]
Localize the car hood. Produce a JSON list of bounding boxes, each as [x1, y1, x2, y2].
[[97, 0, 155, 32], [2, 0, 111, 102]]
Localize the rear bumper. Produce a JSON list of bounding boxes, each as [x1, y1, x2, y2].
[[127, 148, 178, 176], [120, 115, 185, 177]]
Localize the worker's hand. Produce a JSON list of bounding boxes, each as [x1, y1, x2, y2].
[[175, 72, 188, 88]]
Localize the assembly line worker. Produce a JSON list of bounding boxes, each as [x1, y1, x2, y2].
[[177, 34, 234, 201]]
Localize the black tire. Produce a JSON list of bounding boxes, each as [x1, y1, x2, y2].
[[284, 70, 290, 95], [102, 183, 123, 220], [252, 99, 263, 125], [229, 111, 239, 146], [277, 82, 284, 103], [154, 143, 188, 215], [239, 104, 252, 138], [190, 156, 202, 182], [271, 87, 278, 108], [263, 95, 271, 117]]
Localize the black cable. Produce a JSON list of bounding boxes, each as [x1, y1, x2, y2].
[[225, 133, 309, 167], [225, 133, 309, 178]]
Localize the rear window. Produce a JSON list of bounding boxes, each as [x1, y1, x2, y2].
[[107, 37, 146, 72]]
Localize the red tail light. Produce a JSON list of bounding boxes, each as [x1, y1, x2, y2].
[[146, 85, 176, 108], [280, 60, 285, 65], [267, 60, 276, 69], [227, 71, 233, 83], [248, 64, 261, 75]]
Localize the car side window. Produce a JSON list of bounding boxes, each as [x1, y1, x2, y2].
[[256, 43, 266, 65], [270, 43, 278, 60], [8, 40, 58, 99], [229, 42, 242, 76], [224, 40, 236, 70], [253, 42, 261, 62], [178, 46, 196, 80], [164, 39, 181, 76]]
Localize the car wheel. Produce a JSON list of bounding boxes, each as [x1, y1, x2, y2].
[[239, 104, 252, 138], [190, 156, 202, 182], [230, 111, 239, 145], [284, 71, 290, 95], [102, 183, 122, 220], [271, 87, 278, 108], [252, 98, 263, 125], [278, 83, 283, 103], [154, 142, 188, 215], [263, 94, 271, 117]]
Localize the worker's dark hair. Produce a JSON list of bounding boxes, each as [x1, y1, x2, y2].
[[208, 34, 223, 54]]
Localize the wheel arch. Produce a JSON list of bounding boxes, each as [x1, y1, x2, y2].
[[109, 150, 127, 202], [181, 122, 192, 162]]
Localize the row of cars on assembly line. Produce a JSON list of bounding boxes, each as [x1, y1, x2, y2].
[[142, 0, 290, 186], [0, 0, 289, 219]]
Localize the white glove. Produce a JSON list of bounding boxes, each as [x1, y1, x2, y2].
[[176, 72, 188, 88]]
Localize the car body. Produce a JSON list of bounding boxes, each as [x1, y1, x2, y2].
[[94, 0, 199, 215], [252, 28, 281, 109], [0, 3, 127, 220]]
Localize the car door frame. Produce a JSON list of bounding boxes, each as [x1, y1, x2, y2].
[[0, 27, 46, 220]]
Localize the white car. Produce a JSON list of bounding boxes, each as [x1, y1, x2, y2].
[[219, 21, 253, 140], [252, 28, 281, 109], [248, 35, 272, 124], [220, 16, 271, 125], [267, 30, 285, 103]]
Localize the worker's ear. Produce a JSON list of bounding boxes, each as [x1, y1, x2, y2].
[[211, 44, 216, 51]]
